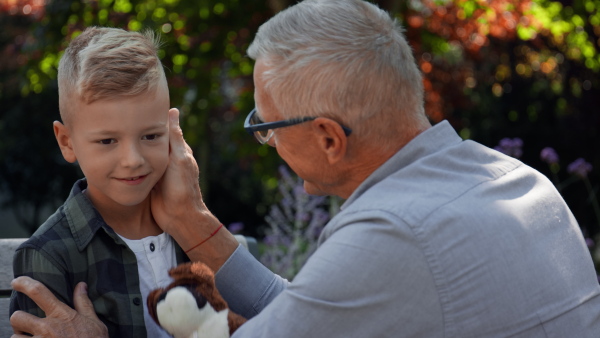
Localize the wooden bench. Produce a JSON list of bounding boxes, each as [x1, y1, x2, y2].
[[1, 238, 26, 336], [233, 234, 260, 259], [0, 236, 258, 335]]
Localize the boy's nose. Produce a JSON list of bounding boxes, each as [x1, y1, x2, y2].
[[120, 143, 145, 168]]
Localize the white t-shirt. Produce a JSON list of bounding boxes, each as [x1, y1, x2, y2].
[[119, 232, 178, 337]]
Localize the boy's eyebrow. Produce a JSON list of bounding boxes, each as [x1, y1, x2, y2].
[[86, 122, 168, 137], [140, 122, 168, 132]]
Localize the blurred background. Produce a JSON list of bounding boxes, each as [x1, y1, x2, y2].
[[1, 0, 599, 277]]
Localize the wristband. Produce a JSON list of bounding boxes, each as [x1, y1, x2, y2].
[[184, 223, 223, 254]]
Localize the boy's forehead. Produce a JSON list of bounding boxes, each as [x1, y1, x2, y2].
[[68, 88, 170, 131]]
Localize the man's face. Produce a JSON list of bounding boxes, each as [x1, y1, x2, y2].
[[60, 83, 170, 210], [253, 60, 337, 196]]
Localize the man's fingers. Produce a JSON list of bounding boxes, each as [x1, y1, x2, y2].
[[10, 277, 108, 337], [72, 282, 100, 321], [168, 107, 180, 127], [11, 276, 64, 316], [168, 108, 185, 152], [168, 108, 194, 158], [10, 310, 46, 336]]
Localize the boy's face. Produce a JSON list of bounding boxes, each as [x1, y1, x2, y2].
[[54, 82, 170, 209]]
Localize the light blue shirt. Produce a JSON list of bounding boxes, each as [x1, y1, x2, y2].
[[216, 120, 600, 337]]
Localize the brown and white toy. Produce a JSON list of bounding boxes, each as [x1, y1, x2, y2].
[[147, 262, 247, 338]]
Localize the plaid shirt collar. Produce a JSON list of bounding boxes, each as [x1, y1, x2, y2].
[[64, 178, 118, 251]]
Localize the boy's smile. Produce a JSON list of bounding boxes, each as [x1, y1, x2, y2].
[[118, 175, 148, 184], [54, 80, 170, 215]]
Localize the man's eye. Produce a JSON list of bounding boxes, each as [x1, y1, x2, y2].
[[99, 139, 115, 145], [143, 134, 158, 140]]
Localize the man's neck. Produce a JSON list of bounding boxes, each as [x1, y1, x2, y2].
[[335, 125, 430, 199], [334, 151, 392, 199]]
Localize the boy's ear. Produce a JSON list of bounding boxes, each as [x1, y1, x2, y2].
[[53, 121, 77, 163]]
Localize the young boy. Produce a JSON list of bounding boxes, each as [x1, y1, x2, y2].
[[10, 27, 187, 337]]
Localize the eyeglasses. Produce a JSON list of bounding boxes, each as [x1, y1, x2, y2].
[[244, 108, 352, 144]]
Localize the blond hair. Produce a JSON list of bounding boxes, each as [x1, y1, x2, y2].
[[58, 27, 165, 123], [247, 0, 429, 150]]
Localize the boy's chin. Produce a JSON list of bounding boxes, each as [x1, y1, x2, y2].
[[114, 193, 152, 207], [103, 188, 153, 207]]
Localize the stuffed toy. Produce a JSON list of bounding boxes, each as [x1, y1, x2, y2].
[[147, 262, 247, 338]]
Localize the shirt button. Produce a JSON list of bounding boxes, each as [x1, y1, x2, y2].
[[150, 243, 155, 252], [133, 297, 141, 306]]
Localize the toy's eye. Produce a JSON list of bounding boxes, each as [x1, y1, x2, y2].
[[157, 290, 168, 303], [194, 291, 207, 309], [179, 284, 207, 309]]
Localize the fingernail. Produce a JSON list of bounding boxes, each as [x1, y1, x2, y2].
[[77, 282, 88, 294], [170, 109, 179, 125]]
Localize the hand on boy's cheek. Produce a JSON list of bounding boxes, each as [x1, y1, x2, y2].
[[151, 108, 204, 232]]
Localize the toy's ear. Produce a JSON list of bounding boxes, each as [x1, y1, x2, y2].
[[168, 262, 199, 281], [168, 262, 230, 312], [147, 288, 164, 326], [53, 121, 77, 163]]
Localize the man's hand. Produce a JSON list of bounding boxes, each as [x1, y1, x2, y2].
[[151, 108, 239, 271], [10, 276, 108, 338], [151, 108, 206, 234]]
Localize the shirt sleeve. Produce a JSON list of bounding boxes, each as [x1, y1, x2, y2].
[[216, 214, 444, 338], [10, 246, 74, 318], [215, 244, 289, 318]]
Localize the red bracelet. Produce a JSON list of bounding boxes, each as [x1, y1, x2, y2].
[[184, 223, 224, 254]]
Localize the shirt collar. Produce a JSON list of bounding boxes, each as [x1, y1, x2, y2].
[[63, 178, 116, 251], [342, 120, 463, 209]]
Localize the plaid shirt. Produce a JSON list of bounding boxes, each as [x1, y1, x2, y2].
[[10, 179, 189, 337]]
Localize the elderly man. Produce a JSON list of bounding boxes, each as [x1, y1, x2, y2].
[[10, 0, 600, 337]]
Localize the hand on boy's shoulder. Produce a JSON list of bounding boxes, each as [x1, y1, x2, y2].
[[10, 276, 108, 338]]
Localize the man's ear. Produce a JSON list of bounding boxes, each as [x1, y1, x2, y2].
[[53, 121, 77, 163], [312, 117, 348, 165]]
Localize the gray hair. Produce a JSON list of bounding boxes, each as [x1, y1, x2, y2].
[[247, 0, 429, 149]]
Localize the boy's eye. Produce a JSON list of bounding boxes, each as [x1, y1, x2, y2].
[[99, 139, 116, 145], [142, 134, 159, 140]]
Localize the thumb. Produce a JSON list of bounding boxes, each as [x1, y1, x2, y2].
[[168, 108, 182, 146], [168, 108, 192, 157], [168, 108, 180, 127], [73, 282, 99, 320]]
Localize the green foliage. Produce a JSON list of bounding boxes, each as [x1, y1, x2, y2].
[[1, 0, 279, 234], [1, 0, 600, 245], [401, 0, 600, 247]]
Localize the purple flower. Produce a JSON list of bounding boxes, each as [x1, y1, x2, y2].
[[227, 222, 244, 234], [567, 158, 593, 178], [540, 147, 559, 165], [261, 165, 334, 279], [263, 234, 277, 246], [494, 137, 523, 158], [586, 238, 595, 249]]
